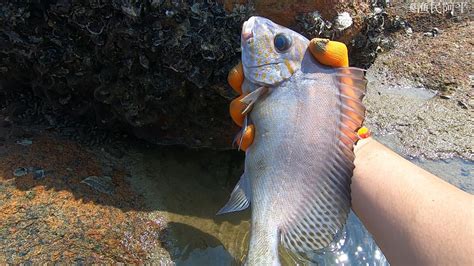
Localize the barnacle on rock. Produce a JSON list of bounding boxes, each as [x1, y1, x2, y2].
[[0, 1, 381, 148], [1, 0, 253, 148]]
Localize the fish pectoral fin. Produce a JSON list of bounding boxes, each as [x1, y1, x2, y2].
[[217, 173, 251, 215], [280, 67, 368, 254], [240, 86, 268, 115], [333, 67, 368, 145], [238, 116, 251, 151]]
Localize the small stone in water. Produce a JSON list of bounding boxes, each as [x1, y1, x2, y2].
[[13, 167, 28, 177], [81, 176, 115, 195], [33, 169, 46, 180], [16, 139, 33, 146]]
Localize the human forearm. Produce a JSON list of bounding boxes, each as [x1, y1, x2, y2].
[[351, 138, 473, 265]]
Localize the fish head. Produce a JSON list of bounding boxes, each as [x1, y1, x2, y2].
[[241, 16, 309, 87]]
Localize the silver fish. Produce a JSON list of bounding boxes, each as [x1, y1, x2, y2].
[[218, 16, 367, 265]]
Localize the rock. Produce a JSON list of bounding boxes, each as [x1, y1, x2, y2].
[[81, 176, 115, 195], [0, 1, 376, 149], [2, 1, 248, 149], [457, 101, 468, 109], [334, 12, 353, 31], [16, 139, 32, 146], [13, 167, 28, 177], [468, 99, 474, 108], [423, 28, 440, 37], [32, 168, 46, 180], [223, 0, 371, 42], [439, 92, 453, 99]]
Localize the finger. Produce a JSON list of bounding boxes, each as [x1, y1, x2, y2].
[[229, 94, 247, 126], [228, 61, 244, 95], [309, 38, 349, 68], [357, 126, 371, 139], [235, 124, 255, 151]]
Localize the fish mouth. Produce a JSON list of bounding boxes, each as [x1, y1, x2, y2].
[[242, 18, 255, 41], [242, 31, 253, 41], [245, 62, 282, 69]]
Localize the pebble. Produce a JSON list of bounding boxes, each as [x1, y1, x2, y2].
[[457, 101, 468, 109], [423, 32, 433, 37], [424, 27, 441, 37], [439, 92, 453, 99], [16, 139, 33, 146], [335, 12, 353, 31], [81, 176, 115, 195], [13, 167, 28, 177], [468, 99, 474, 108], [33, 169, 45, 180]]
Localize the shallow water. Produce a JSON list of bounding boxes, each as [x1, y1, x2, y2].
[[127, 141, 472, 265]]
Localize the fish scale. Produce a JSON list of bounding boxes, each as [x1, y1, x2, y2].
[[218, 16, 367, 265]]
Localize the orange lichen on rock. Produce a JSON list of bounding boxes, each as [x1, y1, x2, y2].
[[0, 134, 166, 264]]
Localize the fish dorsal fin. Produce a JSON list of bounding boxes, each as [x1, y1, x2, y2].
[[280, 67, 367, 253], [217, 173, 251, 215]]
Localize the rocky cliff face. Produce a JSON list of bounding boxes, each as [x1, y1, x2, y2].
[[1, 0, 377, 148]]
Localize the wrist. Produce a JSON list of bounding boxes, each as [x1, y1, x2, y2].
[[354, 137, 375, 156]]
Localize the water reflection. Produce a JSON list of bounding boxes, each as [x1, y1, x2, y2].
[[309, 212, 388, 265]]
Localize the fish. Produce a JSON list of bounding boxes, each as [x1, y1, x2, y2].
[[218, 16, 367, 265]]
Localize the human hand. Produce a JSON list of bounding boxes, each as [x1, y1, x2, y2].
[[228, 38, 369, 151]]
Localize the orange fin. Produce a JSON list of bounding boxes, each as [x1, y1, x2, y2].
[[334, 67, 368, 147]]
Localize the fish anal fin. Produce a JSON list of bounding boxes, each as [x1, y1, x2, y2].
[[217, 174, 251, 215]]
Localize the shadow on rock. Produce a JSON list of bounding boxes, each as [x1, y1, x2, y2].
[[1, 128, 246, 213], [129, 144, 248, 223]]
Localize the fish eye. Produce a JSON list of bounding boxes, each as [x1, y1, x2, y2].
[[274, 33, 292, 52]]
